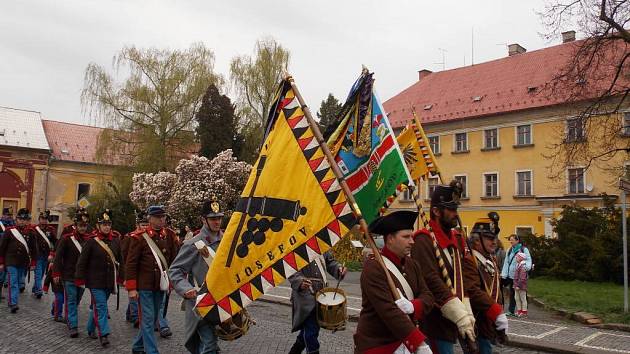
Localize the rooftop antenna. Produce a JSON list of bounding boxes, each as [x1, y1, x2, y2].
[[435, 48, 447, 71]]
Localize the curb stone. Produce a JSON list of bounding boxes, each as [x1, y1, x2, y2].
[[527, 295, 618, 328], [507, 336, 613, 354]]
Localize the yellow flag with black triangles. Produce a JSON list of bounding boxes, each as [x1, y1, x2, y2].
[[195, 78, 357, 324]]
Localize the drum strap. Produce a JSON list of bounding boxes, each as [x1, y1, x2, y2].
[[314, 256, 327, 286], [382, 257, 413, 300]]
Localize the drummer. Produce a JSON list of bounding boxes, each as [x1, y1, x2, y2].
[[287, 250, 346, 354], [354, 210, 434, 354]]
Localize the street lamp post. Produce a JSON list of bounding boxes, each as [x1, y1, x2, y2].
[[619, 178, 629, 313]]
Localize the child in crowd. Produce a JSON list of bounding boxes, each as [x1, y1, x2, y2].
[[513, 252, 529, 317]]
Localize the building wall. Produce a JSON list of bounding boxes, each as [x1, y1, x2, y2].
[[0, 147, 48, 216], [389, 103, 629, 241]]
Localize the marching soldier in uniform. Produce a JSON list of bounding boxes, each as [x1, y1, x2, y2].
[[32, 210, 57, 299], [463, 214, 508, 354], [75, 209, 123, 347], [126, 205, 179, 354], [169, 198, 224, 354], [0, 207, 16, 298], [411, 182, 476, 354], [123, 210, 148, 326], [354, 210, 433, 354], [0, 208, 38, 313], [52, 208, 90, 337], [288, 250, 346, 354]]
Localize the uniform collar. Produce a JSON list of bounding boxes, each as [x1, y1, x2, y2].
[[381, 246, 404, 267], [146, 226, 165, 238], [430, 219, 457, 249], [94, 230, 113, 241], [199, 225, 221, 244]]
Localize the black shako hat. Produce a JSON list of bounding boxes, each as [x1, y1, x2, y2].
[[368, 210, 418, 236], [39, 209, 51, 221], [135, 210, 148, 224], [16, 208, 31, 220], [201, 196, 224, 218], [430, 180, 463, 209], [74, 208, 90, 224], [146, 205, 166, 217], [97, 209, 113, 224]]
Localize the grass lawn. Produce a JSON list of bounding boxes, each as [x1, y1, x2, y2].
[[528, 278, 630, 324]]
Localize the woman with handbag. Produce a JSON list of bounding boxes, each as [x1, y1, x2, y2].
[[75, 209, 123, 347]]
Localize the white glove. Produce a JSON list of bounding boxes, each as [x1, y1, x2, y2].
[[415, 343, 433, 354], [462, 297, 476, 328], [495, 313, 509, 331], [440, 297, 476, 341], [395, 289, 414, 315]]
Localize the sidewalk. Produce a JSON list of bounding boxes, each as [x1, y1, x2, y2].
[[261, 271, 630, 354]]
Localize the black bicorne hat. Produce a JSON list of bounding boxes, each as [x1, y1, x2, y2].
[[368, 210, 418, 236]]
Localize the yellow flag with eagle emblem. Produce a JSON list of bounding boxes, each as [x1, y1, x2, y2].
[[195, 78, 357, 324], [396, 115, 440, 180]]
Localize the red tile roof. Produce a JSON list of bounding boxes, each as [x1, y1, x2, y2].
[[384, 39, 629, 128], [42, 120, 104, 164]]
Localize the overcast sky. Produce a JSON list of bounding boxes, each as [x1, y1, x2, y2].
[[1, 0, 564, 125]]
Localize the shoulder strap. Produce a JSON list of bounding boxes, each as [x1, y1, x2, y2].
[[10, 228, 30, 255], [193, 240, 215, 267], [143, 233, 168, 270], [0, 220, 5, 232], [35, 226, 53, 250], [382, 257, 413, 300], [70, 236, 83, 253], [94, 238, 119, 294], [314, 256, 328, 286]]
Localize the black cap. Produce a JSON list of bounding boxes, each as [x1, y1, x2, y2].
[[74, 208, 90, 224], [16, 208, 31, 220], [201, 196, 224, 218], [368, 210, 418, 236], [430, 180, 463, 209], [97, 209, 113, 223], [2, 207, 12, 216], [39, 209, 51, 221], [147, 205, 166, 217], [135, 210, 148, 224]]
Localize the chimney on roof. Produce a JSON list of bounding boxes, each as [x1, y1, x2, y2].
[[508, 43, 527, 56], [562, 30, 576, 43], [418, 69, 433, 81]]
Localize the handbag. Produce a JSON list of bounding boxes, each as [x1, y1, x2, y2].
[[142, 233, 170, 291]]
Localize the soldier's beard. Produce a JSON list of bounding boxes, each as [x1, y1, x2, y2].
[[439, 214, 457, 232]]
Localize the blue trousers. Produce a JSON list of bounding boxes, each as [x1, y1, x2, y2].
[[477, 336, 493, 354], [63, 281, 85, 329], [133, 290, 164, 354], [428, 338, 455, 354], [87, 289, 111, 337], [126, 296, 138, 322], [51, 291, 64, 318], [32, 256, 48, 295], [6, 266, 26, 306], [294, 311, 320, 353], [155, 291, 170, 330], [196, 320, 219, 354]]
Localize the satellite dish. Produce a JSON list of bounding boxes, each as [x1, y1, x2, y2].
[[586, 184, 594, 192]]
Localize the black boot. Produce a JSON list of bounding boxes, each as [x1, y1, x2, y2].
[[288, 341, 305, 354], [100, 335, 110, 347]]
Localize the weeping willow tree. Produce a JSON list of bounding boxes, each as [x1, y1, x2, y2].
[[82, 43, 223, 172], [230, 37, 290, 162]]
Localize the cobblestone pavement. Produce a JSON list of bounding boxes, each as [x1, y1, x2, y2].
[[0, 278, 548, 353], [262, 272, 630, 354]]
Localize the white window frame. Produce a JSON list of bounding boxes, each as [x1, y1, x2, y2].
[[428, 135, 440, 154], [76, 182, 92, 201], [515, 226, 534, 237], [453, 174, 468, 198], [426, 176, 440, 200], [453, 132, 468, 152], [566, 117, 585, 142], [566, 166, 586, 194], [514, 124, 533, 145], [483, 128, 499, 149], [622, 111, 630, 136], [515, 169, 534, 196], [482, 171, 500, 197]]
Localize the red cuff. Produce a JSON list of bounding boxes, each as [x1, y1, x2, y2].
[[411, 298, 424, 321], [75, 279, 85, 287], [52, 271, 61, 278], [43, 284, 49, 292], [486, 303, 503, 322], [30, 260, 36, 267], [403, 328, 426, 352], [49, 251, 55, 258], [126, 279, 137, 291]]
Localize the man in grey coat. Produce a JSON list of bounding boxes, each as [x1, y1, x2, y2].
[[169, 198, 224, 354], [288, 251, 346, 354]]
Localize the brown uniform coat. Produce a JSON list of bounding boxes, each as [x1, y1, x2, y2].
[[52, 230, 89, 281], [354, 249, 433, 353], [125, 226, 179, 291], [411, 221, 466, 343], [463, 251, 503, 341], [75, 231, 123, 290], [34, 224, 57, 258], [0, 225, 39, 267]]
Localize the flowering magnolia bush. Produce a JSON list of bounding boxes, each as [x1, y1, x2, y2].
[[130, 149, 252, 229]]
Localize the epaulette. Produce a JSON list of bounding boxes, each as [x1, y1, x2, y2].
[[129, 229, 144, 239]]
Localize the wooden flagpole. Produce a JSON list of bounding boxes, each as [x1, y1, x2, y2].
[[287, 75, 401, 300]]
